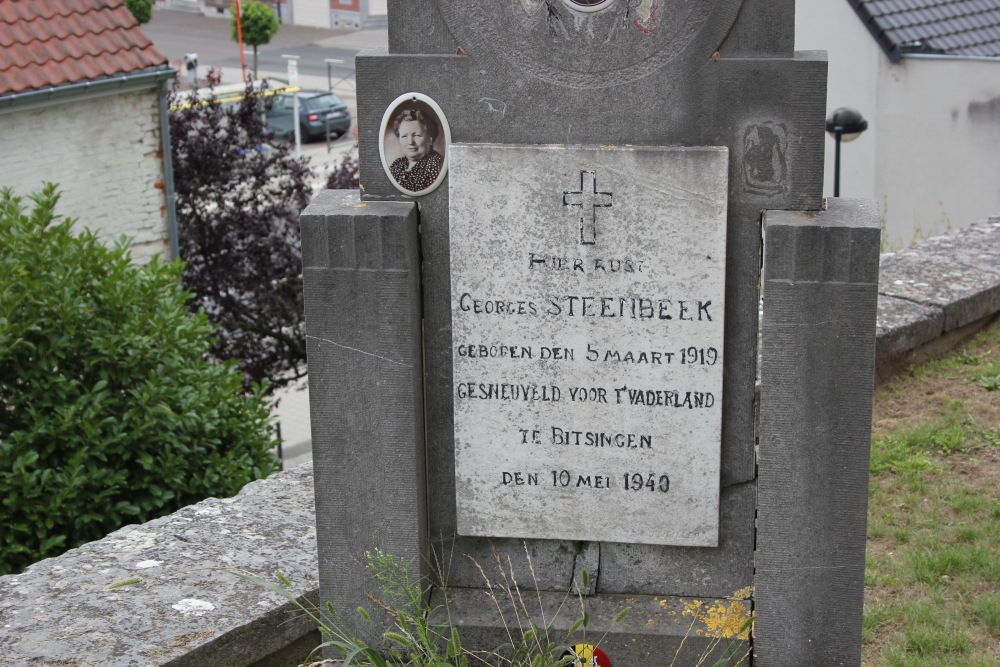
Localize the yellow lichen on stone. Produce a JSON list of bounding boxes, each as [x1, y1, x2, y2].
[[704, 600, 751, 639], [728, 585, 753, 600], [681, 597, 751, 640]]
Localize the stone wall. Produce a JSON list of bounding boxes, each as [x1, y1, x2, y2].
[[0, 88, 169, 264], [0, 215, 997, 666], [875, 217, 1000, 380]]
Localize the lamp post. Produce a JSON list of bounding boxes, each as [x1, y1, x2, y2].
[[825, 107, 868, 198]]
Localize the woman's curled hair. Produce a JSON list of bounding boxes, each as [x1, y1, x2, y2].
[[391, 106, 439, 141]]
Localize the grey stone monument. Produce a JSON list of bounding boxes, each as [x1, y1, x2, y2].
[[302, 1, 879, 664]]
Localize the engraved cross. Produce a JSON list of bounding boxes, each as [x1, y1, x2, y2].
[[563, 170, 613, 245]]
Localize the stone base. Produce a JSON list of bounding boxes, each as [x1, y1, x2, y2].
[[430, 588, 750, 666]]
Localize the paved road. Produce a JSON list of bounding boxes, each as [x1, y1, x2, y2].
[[145, 8, 388, 192], [143, 8, 358, 80]]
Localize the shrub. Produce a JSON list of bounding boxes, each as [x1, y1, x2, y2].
[[170, 79, 311, 392], [125, 0, 153, 24], [0, 185, 279, 575], [326, 152, 360, 190]]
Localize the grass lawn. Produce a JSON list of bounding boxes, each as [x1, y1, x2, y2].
[[863, 319, 1000, 666]]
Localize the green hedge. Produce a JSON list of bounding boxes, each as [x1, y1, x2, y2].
[[0, 185, 279, 575], [125, 0, 153, 24]]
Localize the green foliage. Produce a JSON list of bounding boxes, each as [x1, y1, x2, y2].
[[974, 370, 1000, 391], [865, 322, 1000, 665], [898, 627, 972, 657], [231, 551, 606, 666], [230, 0, 279, 77], [870, 403, 995, 474], [169, 81, 311, 391], [234, 549, 749, 667], [307, 549, 585, 666], [327, 152, 361, 190], [906, 546, 1000, 587], [231, 0, 279, 46], [0, 185, 279, 575], [124, 0, 153, 24], [970, 593, 1000, 635]]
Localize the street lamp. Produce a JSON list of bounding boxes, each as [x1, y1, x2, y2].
[[826, 107, 868, 198]]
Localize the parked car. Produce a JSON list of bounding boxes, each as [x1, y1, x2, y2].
[[265, 90, 351, 142]]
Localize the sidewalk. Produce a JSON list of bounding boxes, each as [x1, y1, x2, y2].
[[272, 376, 312, 468], [257, 34, 386, 469], [315, 28, 388, 51]]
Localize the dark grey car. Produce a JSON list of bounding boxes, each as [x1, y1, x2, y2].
[[266, 90, 351, 142]]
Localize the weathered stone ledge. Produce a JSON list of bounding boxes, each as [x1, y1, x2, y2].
[[875, 216, 1000, 381], [1, 215, 998, 666], [0, 465, 320, 666]]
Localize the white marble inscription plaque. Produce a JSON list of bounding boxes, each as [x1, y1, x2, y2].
[[449, 144, 728, 546]]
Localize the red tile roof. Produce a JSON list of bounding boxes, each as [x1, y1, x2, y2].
[[0, 0, 168, 96]]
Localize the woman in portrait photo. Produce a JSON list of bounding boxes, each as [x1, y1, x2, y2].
[[387, 106, 444, 193]]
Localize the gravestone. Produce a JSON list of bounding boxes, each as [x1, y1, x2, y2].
[[302, 1, 879, 664], [450, 144, 728, 547]]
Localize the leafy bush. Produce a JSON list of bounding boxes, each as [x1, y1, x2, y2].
[[0, 185, 279, 575], [169, 80, 311, 391], [125, 0, 153, 24], [326, 152, 360, 190]]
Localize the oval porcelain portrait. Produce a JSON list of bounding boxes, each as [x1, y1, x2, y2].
[[561, 0, 616, 12], [379, 93, 451, 196]]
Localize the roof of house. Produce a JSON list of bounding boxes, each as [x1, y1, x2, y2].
[[0, 0, 168, 97], [850, 0, 1000, 61]]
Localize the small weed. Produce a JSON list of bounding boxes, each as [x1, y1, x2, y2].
[[104, 576, 141, 590], [975, 374, 1000, 391], [969, 361, 1000, 391], [957, 352, 982, 366], [891, 527, 912, 544], [900, 627, 972, 656], [230, 550, 750, 667], [953, 524, 981, 543], [949, 491, 987, 516], [862, 604, 892, 644], [871, 408, 989, 473], [869, 516, 888, 540], [864, 554, 885, 587], [871, 435, 932, 473], [894, 600, 942, 627], [905, 546, 997, 586], [970, 593, 1000, 635]]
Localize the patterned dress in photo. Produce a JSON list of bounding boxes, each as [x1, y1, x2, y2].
[[390, 150, 444, 192]]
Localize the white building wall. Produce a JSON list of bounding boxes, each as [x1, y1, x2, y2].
[[291, 0, 330, 28], [797, 0, 1000, 247], [874, 57, 1000, 248], [0, 89, 168, 263]]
